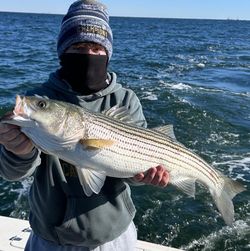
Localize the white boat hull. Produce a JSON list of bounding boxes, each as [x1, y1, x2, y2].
[[0, 216, 182, 251]]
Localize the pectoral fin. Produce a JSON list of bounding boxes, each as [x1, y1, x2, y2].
[[75, 168, 106, 197], [79, 139, 116, 150]]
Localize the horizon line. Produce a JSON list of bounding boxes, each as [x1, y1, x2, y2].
[[0, 10, 250, 22]]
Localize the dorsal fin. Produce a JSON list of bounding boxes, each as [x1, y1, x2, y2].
[[102, 105, 134, 124], [153, 124, 176, 140]]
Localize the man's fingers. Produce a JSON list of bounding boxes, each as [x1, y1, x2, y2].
[[2, 130, 34, 155], [0, 123, 19, 134], [0, 128, 22, 143], [150, 165, 165, 185], [5, 137, 34, 155], [151, 171, 164, 186], [141, 165, 169, 187], [4, 132, 27, 147], [143, 167, 157, 183], [133, 173, 144, 182], [159, 172, 169, 187], [133, 165, 169, 188], [13, 138, 34, 155]]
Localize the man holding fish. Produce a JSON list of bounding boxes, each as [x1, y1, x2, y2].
[[0, 0, 169, 250]]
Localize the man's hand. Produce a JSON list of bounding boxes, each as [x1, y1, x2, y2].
[[0, 123, 34, 156], [133, 165, 169, 187]]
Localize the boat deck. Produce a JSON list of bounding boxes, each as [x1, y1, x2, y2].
[[0, 216, 182, 251]]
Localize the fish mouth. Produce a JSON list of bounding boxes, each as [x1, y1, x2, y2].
[[13, 95, 31, 120], [14, 95, 26, 116], [0, 95, 30, 125]]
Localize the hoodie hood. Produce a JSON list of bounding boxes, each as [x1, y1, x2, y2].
[[43, 70, 122, 103]]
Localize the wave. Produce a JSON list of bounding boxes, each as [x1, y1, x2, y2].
[[141, 91, 158, 101], [171, 83, 193, 90], [213, 155, 250, 182], [182, 219, 250, 250], [9, 178, 33, 219]]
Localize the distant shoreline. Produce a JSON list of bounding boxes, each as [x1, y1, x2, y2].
[[0, 11, 249, 22]]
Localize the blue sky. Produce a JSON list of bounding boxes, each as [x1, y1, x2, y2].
[[1, 0, 250, 20]]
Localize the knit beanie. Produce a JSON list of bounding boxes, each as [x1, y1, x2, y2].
[[57, 0, 113, 60]]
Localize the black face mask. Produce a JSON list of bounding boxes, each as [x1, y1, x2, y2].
[[59, 54, 108, 95]]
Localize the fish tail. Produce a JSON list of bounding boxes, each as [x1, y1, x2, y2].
[[211, 176, 246, 226]]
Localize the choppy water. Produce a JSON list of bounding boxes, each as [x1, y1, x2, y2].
[[0, 12, 250, 250]]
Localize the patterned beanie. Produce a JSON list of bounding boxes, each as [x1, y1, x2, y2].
[[57, 0, 113, 60]]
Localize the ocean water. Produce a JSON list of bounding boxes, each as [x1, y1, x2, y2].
[[0, 12, 250, 250]]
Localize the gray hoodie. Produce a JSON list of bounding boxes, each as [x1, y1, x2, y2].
[[0, 71, 147, 247]]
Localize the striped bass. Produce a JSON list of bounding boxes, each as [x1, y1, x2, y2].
[[0, 95, 246, 226]]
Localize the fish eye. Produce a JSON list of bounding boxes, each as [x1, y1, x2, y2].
[[37, 100, 47, 109]]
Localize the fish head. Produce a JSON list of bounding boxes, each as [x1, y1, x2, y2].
[[1, 95, 87, 154], [2, 95, 69, 135]]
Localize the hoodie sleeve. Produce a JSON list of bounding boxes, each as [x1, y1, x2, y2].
[[0, 145, 40, 181]]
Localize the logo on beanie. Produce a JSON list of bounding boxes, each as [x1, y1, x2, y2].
[[77, 25, 108, 38]]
